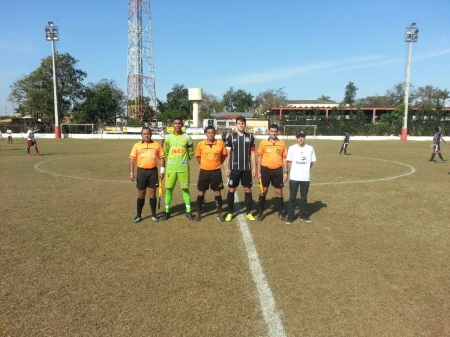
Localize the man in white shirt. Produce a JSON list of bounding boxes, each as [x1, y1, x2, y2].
[[27, 126, 43, 156], [7, 128, 13, 144], [285, 130, 316, 224]]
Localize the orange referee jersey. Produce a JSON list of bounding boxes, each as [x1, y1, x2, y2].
[[130, 140, 164, 169], [257, 139, 287, 169], [196, 139, 226, 170]]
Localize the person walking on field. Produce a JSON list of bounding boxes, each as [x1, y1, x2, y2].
[[129, 127, 165, 223], [225, 116, 257, 221], [256, 124, 288, 222], [429, 126, 448, 164], [194, 125, 227, 222], [339, 130, 350, 155], [27, 126, 42, 156], [162, 117, 195, 221], [285, 131, 316, 224], [7, 127, 13, 144]]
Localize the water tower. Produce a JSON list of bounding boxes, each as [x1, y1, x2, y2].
[[188, 88, 203, 127]]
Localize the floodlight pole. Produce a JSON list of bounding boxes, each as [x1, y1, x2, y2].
[[45, 22, 61, 139], [401, 23, 419, 141]]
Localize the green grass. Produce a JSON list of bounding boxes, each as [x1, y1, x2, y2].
[[1, 138, 449, 336]]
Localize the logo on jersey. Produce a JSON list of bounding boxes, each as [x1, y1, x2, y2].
[[171, 148, 185, 155], [214, 153, 218, 158], [245, 137, 250, 142], [276, 149, 281, 154]]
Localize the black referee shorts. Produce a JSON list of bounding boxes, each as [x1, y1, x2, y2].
[[261, 166, 284, 189], [136, 167, 158, 190], [228, 170, 253, 188], [197, 168, 224, 191]]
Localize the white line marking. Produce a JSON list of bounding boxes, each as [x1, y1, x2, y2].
[[234, 194, 287, 337], [34, 155, 415, 187], [34, 157, 129, 183], [312, 156, 416, 186]]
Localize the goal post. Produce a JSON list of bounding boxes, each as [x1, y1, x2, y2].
[[283, 125, 317, 139], [61, 124, 95, 135]]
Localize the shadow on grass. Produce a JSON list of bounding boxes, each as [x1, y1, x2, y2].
[[308, 200, 327, 216]]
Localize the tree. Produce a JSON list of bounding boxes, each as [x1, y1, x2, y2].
[[378, 105, 405, 135], [356, 95, 390, 107], [157, 84, 190, 125], [415, 85, 449, 107], [222, 87, 253, 112], [8, 53, 86, 123], [317, 95, 332, 101], [199, 92, 223, 119], [72, 79, 126, 124], [253, 88, 287, 118], [343, 82, 358, 106]]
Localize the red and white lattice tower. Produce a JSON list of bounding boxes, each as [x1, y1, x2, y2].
[[127, 0, 157, 122]]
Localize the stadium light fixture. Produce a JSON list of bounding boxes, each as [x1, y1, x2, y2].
[[45, 21, 61, 138], [401, 22, 419, 141]]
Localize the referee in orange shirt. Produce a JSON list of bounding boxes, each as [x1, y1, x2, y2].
[[129, 127, 165, 223], [256, 124, 288, 221], [194, 125, 227, 222]]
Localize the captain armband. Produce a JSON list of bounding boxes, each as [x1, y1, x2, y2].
[[160, 167, 165, 174]]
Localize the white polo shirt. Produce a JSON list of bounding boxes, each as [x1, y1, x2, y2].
[[286, 143, 316, 181]]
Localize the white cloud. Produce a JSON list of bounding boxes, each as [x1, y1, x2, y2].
[[225, 54, 387, 85]]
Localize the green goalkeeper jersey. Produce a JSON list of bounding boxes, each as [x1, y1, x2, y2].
[[163, 132, 194, 172]]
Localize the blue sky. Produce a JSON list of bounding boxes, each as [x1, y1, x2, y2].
[[1, 0, 449, 116]]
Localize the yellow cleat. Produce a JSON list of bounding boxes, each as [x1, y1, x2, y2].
[[245, 213, 256, 221], [225, 213, 233, 222]]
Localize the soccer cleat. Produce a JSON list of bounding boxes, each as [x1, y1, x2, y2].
[[27, 154, 32, 156], [186, 212, 194, 221], [285, 216, 293, 225], [442, 160, 447, 163], [161, 212, 170, 221], [245, 213, 256, 221], [300, 215, 312, 223], [194, 213, 201, 222], [256, 214, 264, 222], [217, 214, 225, 222], [151, 216, 159, 222], [278, 214, 285, 221], [225, 213, 233, 222], [429, 160, 435, 164], [133, 216, 142, 223]]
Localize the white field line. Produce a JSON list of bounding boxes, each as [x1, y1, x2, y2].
[[34, 158, 130, 183], [312, 156, 416, 186], [35, 155, 415, 186], [234, 193, 287, 337]]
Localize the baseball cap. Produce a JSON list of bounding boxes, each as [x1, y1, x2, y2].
[[296, 130, 306, 137]]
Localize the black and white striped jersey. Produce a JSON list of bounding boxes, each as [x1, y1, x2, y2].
[[226, 132, 255, 171]]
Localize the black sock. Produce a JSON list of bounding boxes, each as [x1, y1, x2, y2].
[[259, 195, 265, 214], [438, 153, 444, 161], [276, 196, 284, 215], [137, 198, 145, 217], [431, 153, 436, 161], [245, 192, 252, 214], [215, 195, 223, 214], [149, 198, 157, 216], [197, 195, 204, 213], [227, 191, 235, 213]]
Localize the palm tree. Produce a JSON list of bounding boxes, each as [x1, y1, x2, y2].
[[318, 95, 331, 101]]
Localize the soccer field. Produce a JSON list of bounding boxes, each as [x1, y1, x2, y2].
[[1, 138, 449, 336]]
